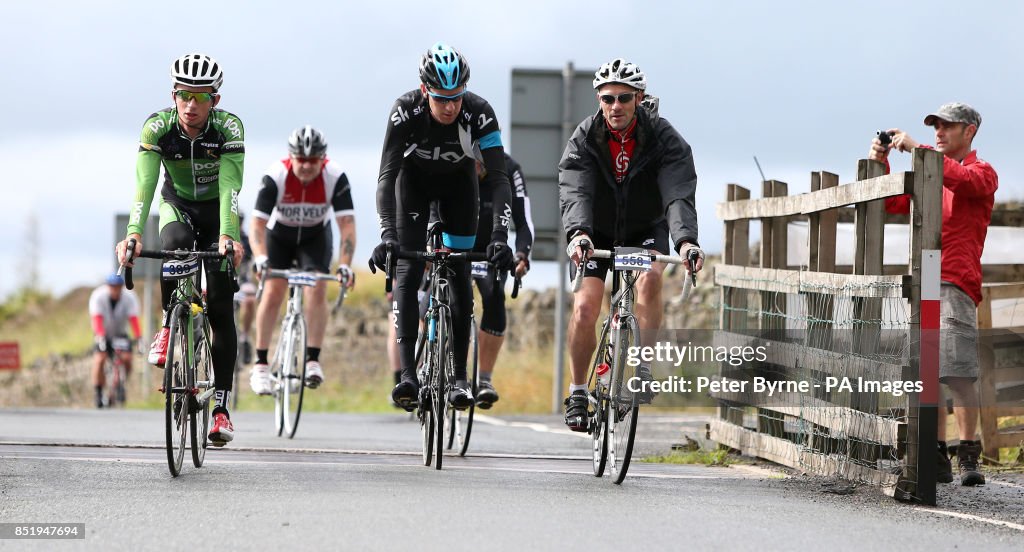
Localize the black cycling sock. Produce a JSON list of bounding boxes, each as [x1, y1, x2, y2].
[[307, 347, 320, 362], [256, 349, 268, 364], [213, 390, 230, 415], [95, 386, 103, 403], [393, 370, 402, 385]]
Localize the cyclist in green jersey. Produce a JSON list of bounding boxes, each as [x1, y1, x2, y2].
[[116, 53, 244, 446]]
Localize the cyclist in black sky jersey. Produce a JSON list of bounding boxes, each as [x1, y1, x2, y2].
[[116, 52, 244, 446], [369, 42, 514, 412]]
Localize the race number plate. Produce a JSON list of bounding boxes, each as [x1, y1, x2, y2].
[[471, 262, 489, 279], [614, 251, 652, 272], [287, 272, 318, 287], [162, 256, 200, 280]]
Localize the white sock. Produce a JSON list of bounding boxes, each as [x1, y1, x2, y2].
[[569, 383, 587, 394]]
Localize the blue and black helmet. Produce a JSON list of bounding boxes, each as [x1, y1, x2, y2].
[[105, 273, 124, 286], [419, 43, 470, 91]]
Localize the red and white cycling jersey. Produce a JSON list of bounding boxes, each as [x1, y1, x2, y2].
[[253, 158, 354, 233]]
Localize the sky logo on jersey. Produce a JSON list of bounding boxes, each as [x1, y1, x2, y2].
[[500, 203, 512, 229], [391, 106, 409, 126], [413, 146, 470, 163]]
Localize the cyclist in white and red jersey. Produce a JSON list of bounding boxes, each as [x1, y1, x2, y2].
[[249, 126, 356, 395]]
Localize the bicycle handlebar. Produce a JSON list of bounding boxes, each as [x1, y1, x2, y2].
[[570, 244, 700, 301], [122, 240, 239, 293]]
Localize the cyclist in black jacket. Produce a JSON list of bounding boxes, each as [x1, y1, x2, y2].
[[428, 151, 534, 408], [559, 59, 705, 431], [370, 43, 513, 412]]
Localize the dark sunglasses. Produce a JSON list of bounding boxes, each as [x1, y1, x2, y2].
[[599, 92, 637, 105], [427, 89, 466, 104], [173, 89, 217, 103]]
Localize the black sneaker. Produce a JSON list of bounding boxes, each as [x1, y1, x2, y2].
[[635, 365, 657, 405], [957, 440, 986, 486], [475, 380, 500, 409], [448, 380, 474, 411], [937, 441, 954, 484], [564, 390, 590, 432], [391, 379, 419, 412]]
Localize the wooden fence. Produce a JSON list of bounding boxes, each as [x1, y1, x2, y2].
[[708, 148, 943, 504]]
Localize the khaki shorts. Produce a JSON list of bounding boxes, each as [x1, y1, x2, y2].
[[940, 283, 979, 382]]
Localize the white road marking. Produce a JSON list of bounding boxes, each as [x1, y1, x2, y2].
[[918, 508, 1024, 532]]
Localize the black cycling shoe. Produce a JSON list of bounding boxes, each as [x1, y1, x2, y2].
[[937, 442, 954, 484], [635, 365, 657, 405], [391, 379, 419, 413], [564, 390, 591, 432], [448, 380, 474, 411], [475, 380, 500, 410]]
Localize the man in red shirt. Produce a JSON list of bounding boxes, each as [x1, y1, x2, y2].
[[870, 102, 998, 486]]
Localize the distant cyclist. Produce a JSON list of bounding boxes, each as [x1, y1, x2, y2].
[[370, 42, 513, 412], [89, 273, 141, 408], [116, 52, 244, 446], [249, 125, 356, 395]]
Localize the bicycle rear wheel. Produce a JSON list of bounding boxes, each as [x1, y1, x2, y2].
[[164, 306, 188, 477], [281, 316, 307, 439], [453, 316, 479, 456], [608, 316, 640, 484], [191, 326, 213, 468]]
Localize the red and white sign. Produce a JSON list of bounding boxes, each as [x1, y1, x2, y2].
[[0, 342, 20, 370]]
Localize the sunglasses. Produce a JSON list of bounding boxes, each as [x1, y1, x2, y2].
[[291, 155, 323, 164], [599, 92, 637, 105], [426, 89, 466, 104], [173, 89, 217, 103]]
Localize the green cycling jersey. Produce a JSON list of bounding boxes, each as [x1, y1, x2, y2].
[[127, 107, 245, 241]]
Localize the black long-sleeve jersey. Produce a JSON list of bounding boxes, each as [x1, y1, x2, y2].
[[376, 89, 510, 244]]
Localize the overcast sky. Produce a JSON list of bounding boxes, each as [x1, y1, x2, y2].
[[2, 1, 1022, 298]]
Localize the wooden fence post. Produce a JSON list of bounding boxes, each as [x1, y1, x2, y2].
[[903, 147, 943, 505]]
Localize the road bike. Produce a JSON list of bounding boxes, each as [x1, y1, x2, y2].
[[442, 261, 520, 456], [256, 268, 346, 439], [571, 242, 698, 483], [123, 239, 237, 477], [99, 337, 132, 408], [383, 223, 505, 469]]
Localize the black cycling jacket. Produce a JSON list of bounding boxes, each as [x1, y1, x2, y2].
[[558, 107, 698, 251]]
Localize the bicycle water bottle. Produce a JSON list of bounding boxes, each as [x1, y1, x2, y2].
[[596, 362, 611, 387]]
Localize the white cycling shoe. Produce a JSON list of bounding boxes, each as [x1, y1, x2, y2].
[[249, 363, 273, 396], [305, 361, 324, 389]]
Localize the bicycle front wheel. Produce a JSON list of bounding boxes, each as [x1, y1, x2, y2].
[[608, 316, 640, 484], [190, 326, 213, 468], [433, 308, 451, 470], [591, 320, 614, 477], [164, 306, 188, 477], [281, 315, 307, 439]]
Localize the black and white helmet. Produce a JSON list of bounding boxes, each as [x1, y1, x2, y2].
[[640, 94, 660, 119], [170, 53, 224, 91], [593, 58, 646, 91], [288, 125, 327, 157]]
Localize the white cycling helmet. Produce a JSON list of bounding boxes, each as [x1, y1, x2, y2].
[[288, 125, 328, 157], [593, 58, 646, 91], [170, 53, 224, 91]]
